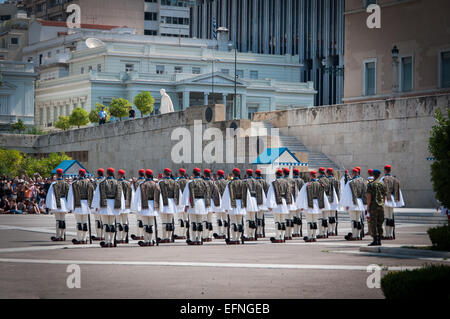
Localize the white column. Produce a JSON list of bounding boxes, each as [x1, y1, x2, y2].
[[222, 93, 227, 106], [204, 93, 209, 106], [241, 94, 248, 119], [182, 91, 190, 110]]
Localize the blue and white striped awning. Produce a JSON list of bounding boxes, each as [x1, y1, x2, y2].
[[276, 162, 308, 166]]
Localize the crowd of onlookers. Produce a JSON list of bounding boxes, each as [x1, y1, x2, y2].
[[0, 174, 53, 215]]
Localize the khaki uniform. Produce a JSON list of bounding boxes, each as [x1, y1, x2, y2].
[[317, 175, 331, 237], [46, 178, 70, 241], [159, 177, 180, 242], [175, 177, 189, 238], [324, 175, 340, 235], [266, 177, 293, 242], [284, 177, 299, 239], [381, 175, 402, 238], [292, 176, 305, 237], [131, 177, 146, 239], [255, 177, 269, 237], [221, 178, 248, 243], [243, 177, 261, 239], [91, 177, 105, 239], [341, 176, 366, 240], [117, 178, 132, 242], [203, 178, 220, 241], [67, 177, 94, 243], [366, 179, 386, 239], [214, 177, 228, 238]]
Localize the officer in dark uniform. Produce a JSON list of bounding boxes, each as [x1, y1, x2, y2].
[[366, 169, 386, 246]]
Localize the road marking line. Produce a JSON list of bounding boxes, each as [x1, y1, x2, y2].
[[330, 250, 450, 263], [0, 257, 421, 271]]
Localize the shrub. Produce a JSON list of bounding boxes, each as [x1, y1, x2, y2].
[[427, 225, 450, 251], [381, 264, 450, 299], [134, 91, 154, 117], [69, 107, 90, 128], [110, 98, 130, 120], [55, 116, 71, 131]]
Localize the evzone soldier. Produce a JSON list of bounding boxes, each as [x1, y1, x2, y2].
[[91, 168, 105, 241], [221, 168, 249, 245], [202, 169, 220, 242], [317, 167, 330, 238], [130, 169, 146, 241], [283, 168, 298, 240], [67, 169, 94, 244], [296, 170, 331, 242], [380, 165, 405, 240], [266, 168, 293, 243], [92, 168, 125, 248], [181, 168, 210, 245], [174, 168, 188, 240], [46, 168, 70, 242], [131, 169, 160, 247], [366, 169, 386, 246], [341, 168, 367, 241], [324, 168, 340, 236], [292, 168, 305, 238], [242, 169, 260, 241], [117, 169, 132, 244], [158, 168, 180, 243], [213, 170, 228, 240], [340, 169, 350, 199], [254, 169, 269, 238], [365, 169, 375, 237]]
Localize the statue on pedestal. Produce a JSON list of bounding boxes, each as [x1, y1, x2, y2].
[[160, 89, 174, 114]]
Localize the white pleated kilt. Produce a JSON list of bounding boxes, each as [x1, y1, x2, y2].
[[187, 198, 208, 215], [344, 198, 366, 212], [207, 200, 221, 213], [303, 199, 323, 215], [50, 198, 70, 213], [329, 201, 340, 211], [140, 200, 159, 217], [246, 196, 258, 213], [271, 198, 290, 215], [385, 192, 405, 208], [227, 199, 247, 216], [288, 195, 297, 211], [120, 208, 130, 214], [98, 199, 122, 216], [73, 200, 91, 215], [160, 198, 177, 215]]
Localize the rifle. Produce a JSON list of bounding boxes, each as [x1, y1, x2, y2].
[[300, 211, 303, 237], [254, 213, 258, 241], [186, 212, 190, 242], [88, 213, 92, 244], [171, 215, 175, 243], [154, 216, 159, 246], [360, 213, 365, 239], [227, 215, 231, 242], [125, 216, 129, 244], [113, 217, 117, 247], [335, 210, 338, 236], [241, 215, 245, 244], [392, 211, 396, 240], [262, 213, 266, 238]]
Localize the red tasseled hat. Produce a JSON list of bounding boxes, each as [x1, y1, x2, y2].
[[164, 168, 171, 174], [283, 167, 290, 174], [217, 170, 225, 176], [384, 165, 392, 171], [368, 169, 374, 174], [118, 169, 125, 176], [293, 168, 300, 174], [204, 169, 211, 175], [319, 167, 326, 173], [353, 168, 359, 174], [146, 169, 153, 176], [327, 168, 333, 173], [310, 170, 317, 176], [276, 168, 283, 175], [139, 169, 145, 175], [56, 168, 63, 174], [179, 168, 186, 175], [79, 169, 86, 175], [255, 169, 262, 175], [193, 168, 201, 173], [107, 167, 115, 174], [97, 168, 104, 174], [233, 168, 241, 174], [247, 169, 253, 175]]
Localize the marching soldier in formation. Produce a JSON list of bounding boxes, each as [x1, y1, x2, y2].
[[296, 170, 331, 242], [91, 168, 105, 241], [221, 168, 248, 245], [292, 168, 305, 238], [202, 169, 220, 242], [158, 168, 180, 243], [131, 169, 160, 247], [67, 168, 94, 244], [325, 168, 340, 236], [243, 169, 260, 241], [266, 168, 292, 243], [174, 168, 188, 240], [283, 168, 298, 240], [254, 169, 269, 238], [366, 169, 386, 246], [381, 165, 405, 240], [46, 168, 70, 242], [130, 169, 146, 241], [92, 168, 125, 248], [317, 167, 330, 238], [117, 169, 132, 244], [341, 168, 367, 241], [180, 167, 210, 245], [213, 169, 228, 240]]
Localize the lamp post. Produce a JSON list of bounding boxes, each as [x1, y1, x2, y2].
[[201, 57, 221, 103], [392, 45, 400, 94], [228, 43, 238, 119]]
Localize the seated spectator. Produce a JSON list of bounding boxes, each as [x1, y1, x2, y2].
[[26, 199, 40, 214], [0, 197, 11, 214], [38, 199, 46, 214]]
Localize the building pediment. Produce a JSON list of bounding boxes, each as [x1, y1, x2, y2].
[[176, 73, 246, 87], [0, 80, 17, 93]]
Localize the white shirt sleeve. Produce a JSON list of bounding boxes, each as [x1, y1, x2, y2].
[[92, 184, 100, 209], [265, 183, 277, 209], [67, 184, 74, 211], [45, 183, 56, 210], [221, 184, 231, 211]]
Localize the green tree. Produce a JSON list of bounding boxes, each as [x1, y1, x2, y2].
[[55, 116, 71, 131], [110, 98, 130, 121], [38, 152, 72, 177], [0, 148, 24, 176], [89, 103, 110, 124], [69, 107, 90, 128], [10, 119, 26, 134], [133, 91, 155, 117], [429, 107, 450, 207]]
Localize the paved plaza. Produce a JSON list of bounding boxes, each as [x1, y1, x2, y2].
[[0, 213, 447, 299]]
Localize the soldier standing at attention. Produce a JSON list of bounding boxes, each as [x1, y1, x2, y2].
[[213, 170, 228, 240], [365, 169, 375, 237], [266, 168, 292, 243], [117, 169, 132, 244], [91, 168, 105, 241], [130, 169, 146, 241], [158, 168, 180, 243], [283, 168, 298, 240], [292, 168, 305, 238], [67, 169, 94, 244], [341, 168, 366, 241], [131, 169, 160, 247], [181, 168, 210, 245], [255, 169, 269, 238], [317, 167, 330, 238], [46, 168, 70, 242], [325, 168, 340, 236], [380, 165, 405, 240], [92, 168, 125, 248], [366, 169, 386, 246], [221, 168, 248, 245], [202, 169, 220, 242], [174, 168, 188, 240], [297, 170, 331, 242], [242, 169, 259, 241]]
